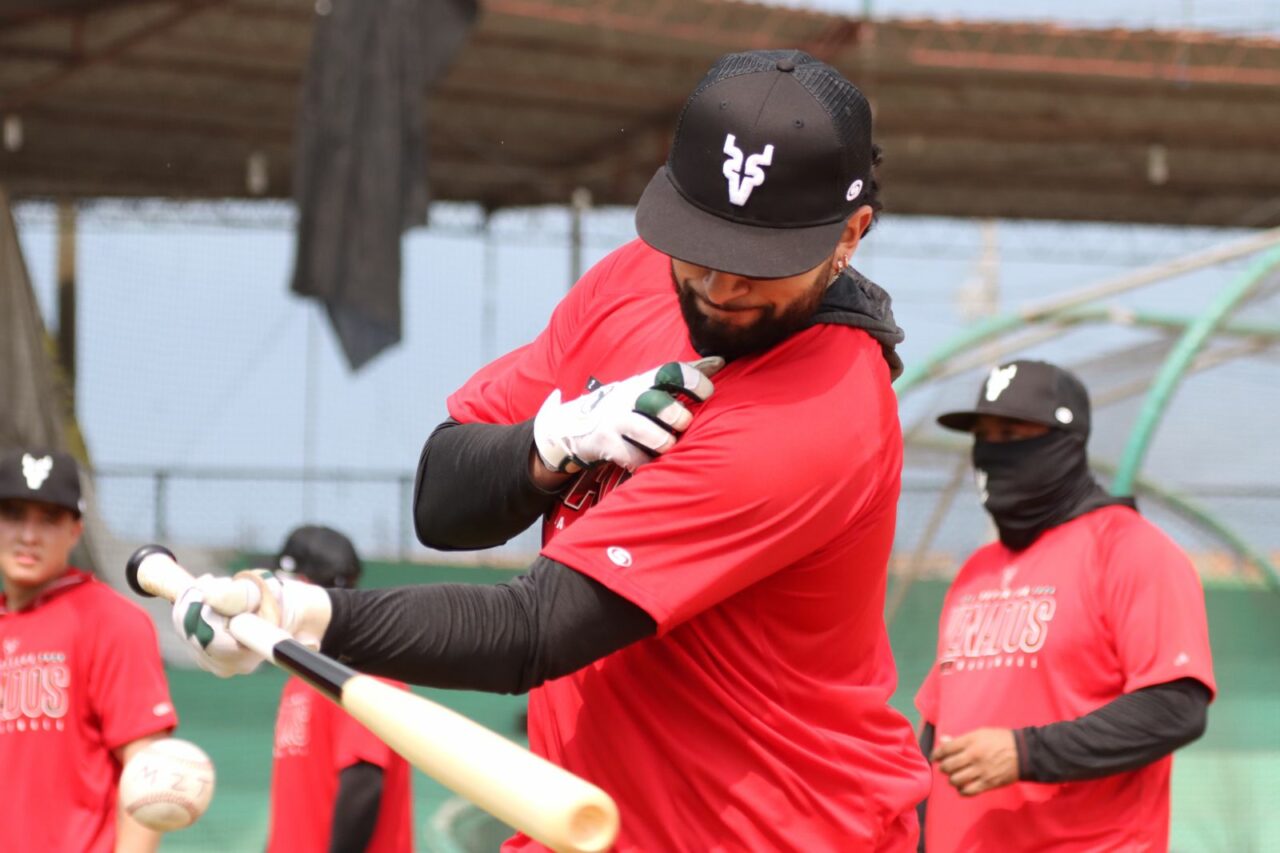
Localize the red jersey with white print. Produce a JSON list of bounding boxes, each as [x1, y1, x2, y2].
[[0, 569, 178, 853], [915, 505, 1215, 853], [450, 239, 929, 852], [267, 676, 414, 853]]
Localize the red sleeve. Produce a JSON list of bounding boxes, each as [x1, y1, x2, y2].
[[447, 248, 622, 425], [1098, 512, 1216, 698], [543, 329, 897, 631], [332, 678, 404, 770], [88, 594, 178, 750]]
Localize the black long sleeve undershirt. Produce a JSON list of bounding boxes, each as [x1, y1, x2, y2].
[[329, 762, 382, 853], [916, 723, 934, 853], [917, 678, 1209, 849], [322, 556, 657, 693], [413, 418, 563, 551], [1015, 677, 1210, 782], [918, 678, 1209, 789]]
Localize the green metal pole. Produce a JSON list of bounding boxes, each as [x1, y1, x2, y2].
[[894, 228, 1280, 397], [1109, 471, 1280, 593], [894, 314, 1024, 395], [906, 437, 1280, 592], [1051, 306, 1280, 340], [895, 306, 1280, 397], [1112, 247, 1280, 496]]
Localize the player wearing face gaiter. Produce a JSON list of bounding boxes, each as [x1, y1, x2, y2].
[[973, 429, 1127, 552], [914, 360, 1215, 853]]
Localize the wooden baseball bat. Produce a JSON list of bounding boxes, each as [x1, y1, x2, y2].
[[126, 545, 619, 853]]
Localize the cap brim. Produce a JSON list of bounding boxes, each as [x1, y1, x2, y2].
[[0, 491, 82, 514], [936, 407, 1065, 433], [635, 167, 850, 279], [936, 410, 981, 432]]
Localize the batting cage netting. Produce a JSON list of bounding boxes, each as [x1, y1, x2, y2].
[[8, 198, 1280, 850]]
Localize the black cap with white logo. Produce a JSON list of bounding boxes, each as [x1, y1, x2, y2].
[[635, 49, 874, 279], [937, 360, 1091, 437], [0, 449, 84, 515], [275, 525, 362, 590]]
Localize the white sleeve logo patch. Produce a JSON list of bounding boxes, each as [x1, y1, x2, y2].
[[606, 546, 633, 568], [723, 134, 775, 206]]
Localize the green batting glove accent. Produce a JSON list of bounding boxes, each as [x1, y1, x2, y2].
[[183, 601, 216, 650], [654, 362, 685, 388], [635, 389, 676, 420]]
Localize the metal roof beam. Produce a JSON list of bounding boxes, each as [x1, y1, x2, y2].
[[481, 0, 832, 51], [0, 0, 229, 113]]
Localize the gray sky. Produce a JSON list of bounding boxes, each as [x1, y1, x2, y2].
[[786, 0, 1280, 34], [16, 204, 1278, 561]]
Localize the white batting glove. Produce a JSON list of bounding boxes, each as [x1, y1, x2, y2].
[[533, 356, 724, 473], [203, 569, 333, 652], [172, 581, 264, 678]]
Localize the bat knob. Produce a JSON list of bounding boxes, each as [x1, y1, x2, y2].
[[126, 544, 176, 598]]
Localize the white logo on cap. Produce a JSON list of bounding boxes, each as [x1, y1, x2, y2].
[[723, 134, 774, 206], [846, 179, 863, 201], [1055, 406, 1074, 424], [985, 364, 1018, 402], [606, 546, 633, 568], [21, 454, 53, 490]]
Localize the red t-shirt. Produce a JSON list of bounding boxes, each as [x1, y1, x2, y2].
[[0, 569, 178, 853], [450, 239, 930, 852], [915, 505, 1216, 853], [267, 676, 414, 853]]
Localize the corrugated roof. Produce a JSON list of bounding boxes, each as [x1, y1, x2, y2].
[[1, 0, 1278, 226]]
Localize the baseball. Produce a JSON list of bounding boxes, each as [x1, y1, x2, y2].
[[119, 737, 216, 832]]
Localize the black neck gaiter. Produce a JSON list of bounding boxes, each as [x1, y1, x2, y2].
[[973, 430, 1118, 551]]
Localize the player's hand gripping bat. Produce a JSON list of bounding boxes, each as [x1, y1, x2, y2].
[[126, 545, 619, 853]]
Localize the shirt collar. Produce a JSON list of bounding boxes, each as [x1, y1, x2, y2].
[[0, 568, 92, 615]]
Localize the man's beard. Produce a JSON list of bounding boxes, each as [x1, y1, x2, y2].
[[671, 262, 831, 361]]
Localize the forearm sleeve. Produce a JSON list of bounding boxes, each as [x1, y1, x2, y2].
[[413, 418, 563, 550], [322, 557, 656, 693], [329, 762, 382, 853], [1016, 678, 1210, 784], [917, 722, 935, 853]]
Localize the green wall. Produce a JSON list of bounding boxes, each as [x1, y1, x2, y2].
[[158, 564, 1280, 851]]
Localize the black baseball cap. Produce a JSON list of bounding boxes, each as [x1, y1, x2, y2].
[[635, 49, 874, 279], [0, 449, 84, 515], [937, 360, 1091, 437], [275, 525, 362, 589]]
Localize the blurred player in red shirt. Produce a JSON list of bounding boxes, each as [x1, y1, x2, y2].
[[0, 448, 177, 853], [915, 361, 1216, 852], [264, 526, 413, 853], [173, 50, 930, 850]]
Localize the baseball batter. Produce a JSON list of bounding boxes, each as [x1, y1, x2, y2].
[[0, 449, 178, 853], [915, 360, 1216, 852], [175, 50, 930, 850], [263, 526, 413, 853]]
